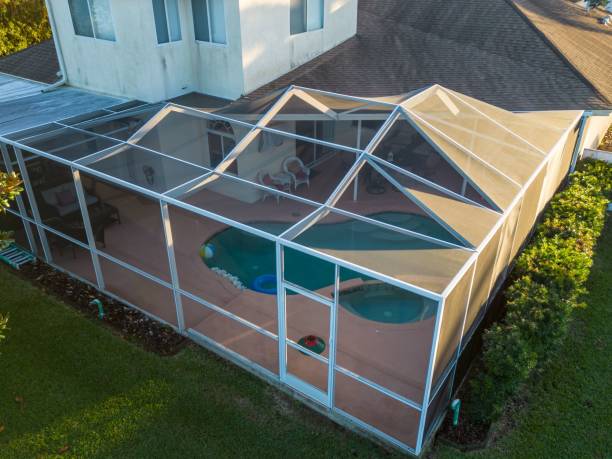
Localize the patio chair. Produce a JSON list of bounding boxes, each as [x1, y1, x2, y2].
[[282, 156, 310, 189], [256, 171, 292, 203]]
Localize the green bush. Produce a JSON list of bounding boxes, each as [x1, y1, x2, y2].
[[0, 0, 51, 57], [515, 236, 592, 298], [468, 159, 611, 424], [468, 322, 537, 422]]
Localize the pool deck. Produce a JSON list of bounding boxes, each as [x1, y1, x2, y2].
[[43, 155, 458, 444]]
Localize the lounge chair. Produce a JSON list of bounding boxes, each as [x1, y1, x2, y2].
[[257, 171, 292, 202], [282, 156, 310, 189]]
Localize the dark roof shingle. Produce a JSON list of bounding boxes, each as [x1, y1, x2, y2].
[[250, 0, 610, 111], [0, 39, 60, 85], [0, 40, 59, 84], [512, 0, 612, 105]]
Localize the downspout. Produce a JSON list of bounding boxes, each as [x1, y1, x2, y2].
[[569, 111, 591, 173], [42, 0, 67, 92]]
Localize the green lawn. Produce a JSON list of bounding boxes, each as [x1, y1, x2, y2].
[[431, 221, 612, 459], [0, 271, 397, 458], [0, 223, 609, 458]]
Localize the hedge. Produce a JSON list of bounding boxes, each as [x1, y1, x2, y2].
[[467, 159, 612, 424], [0, 0, 51, 57]]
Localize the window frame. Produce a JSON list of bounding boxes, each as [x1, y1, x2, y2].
[[290, 0, 324, 36], [192, 0, 228, 46], [68, 0, 117, 42], [153, 0, 183, 45]]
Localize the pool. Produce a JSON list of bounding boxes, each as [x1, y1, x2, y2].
[[200, 212, 441, 324], [338, 283, 436, 324]]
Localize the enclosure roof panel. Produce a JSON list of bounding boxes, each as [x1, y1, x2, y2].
[[407, 116, 520, 210], [445, 89, 579, 153], [408, 88, 545, 183], [368, 157, 500, 247], [19, 126, 121, 162], [178, 172, 319, 236], [0, 85, 580, 296], [293, 210, 472, 294], [87, 144, 210, 194]]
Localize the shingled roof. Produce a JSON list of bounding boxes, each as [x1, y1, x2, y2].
[[250, 0, 610, 111], [0, 1, 609, 112], [0, 40, 59, 85], [512, 0, 612, 106]]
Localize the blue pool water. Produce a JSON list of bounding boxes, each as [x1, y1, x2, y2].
[[201, 212, 440, 324], [339, 283, 436, 324]]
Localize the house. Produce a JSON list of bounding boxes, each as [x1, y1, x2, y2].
[[2, 0, 610, 111], [45, 0, 357, 101]]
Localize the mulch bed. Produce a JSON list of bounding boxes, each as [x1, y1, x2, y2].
[[598, 125, 612, 152], [16, 260, 186, 356], [434, 381, 491, 450]]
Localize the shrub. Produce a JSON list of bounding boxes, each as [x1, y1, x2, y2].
[[514, 236, 592, 298], [467, 159, 611, 424], [0, 170, 23, 249], [504, 276, 573, 363], [468, 323, 536, 423], [0, 313, 7, 345]]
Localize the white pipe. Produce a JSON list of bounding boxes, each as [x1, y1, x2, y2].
[[42, 0, 67, 92]]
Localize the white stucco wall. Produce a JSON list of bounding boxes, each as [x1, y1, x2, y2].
[[191, 0, 245, 99], [49, 0, 358, 101], [50, 0, 196, 102], [239, 0, 358, 94]]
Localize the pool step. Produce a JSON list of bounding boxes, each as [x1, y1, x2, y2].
[[0, 243, 35, 270]]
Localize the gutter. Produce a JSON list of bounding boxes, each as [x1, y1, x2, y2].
[[42, 0, 67, 92]]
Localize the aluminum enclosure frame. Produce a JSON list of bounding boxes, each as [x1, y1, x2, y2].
[[0, 85, 583, 455]]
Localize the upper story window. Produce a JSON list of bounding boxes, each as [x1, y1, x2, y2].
[[290, 0, 324, 35], [68, 0, 116, 41], [152, 0, 182, 44], [192, 0, 227, 44]]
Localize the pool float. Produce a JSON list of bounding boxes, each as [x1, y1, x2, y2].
[[251, 274, 277, 295]]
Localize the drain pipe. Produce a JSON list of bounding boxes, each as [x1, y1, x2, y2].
[[569, 111, 592, 173], [42, 0, 67, 92]]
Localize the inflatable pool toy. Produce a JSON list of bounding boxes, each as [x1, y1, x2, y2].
[[199, 243, 215, 260], [251, 274, 277, 295]]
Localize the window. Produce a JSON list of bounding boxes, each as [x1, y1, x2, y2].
[[290, 0, 323, 35], [208, 120, 237, 173], [152, 0, 182, 44], [192, 0, 227, 44], [68, 0, 116, 41]]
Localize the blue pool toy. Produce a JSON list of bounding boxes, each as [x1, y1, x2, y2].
[[251, 274, 277, 295]]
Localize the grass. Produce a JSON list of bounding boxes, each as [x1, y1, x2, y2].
[[0, 270, 398, 458], [0, 222, 609, 458], [431, 220, 612, 459]]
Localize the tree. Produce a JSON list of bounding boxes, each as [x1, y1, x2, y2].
[[0, 0, 52, 57]]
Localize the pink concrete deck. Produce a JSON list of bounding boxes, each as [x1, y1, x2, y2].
[[44, 158, 455, 447]]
